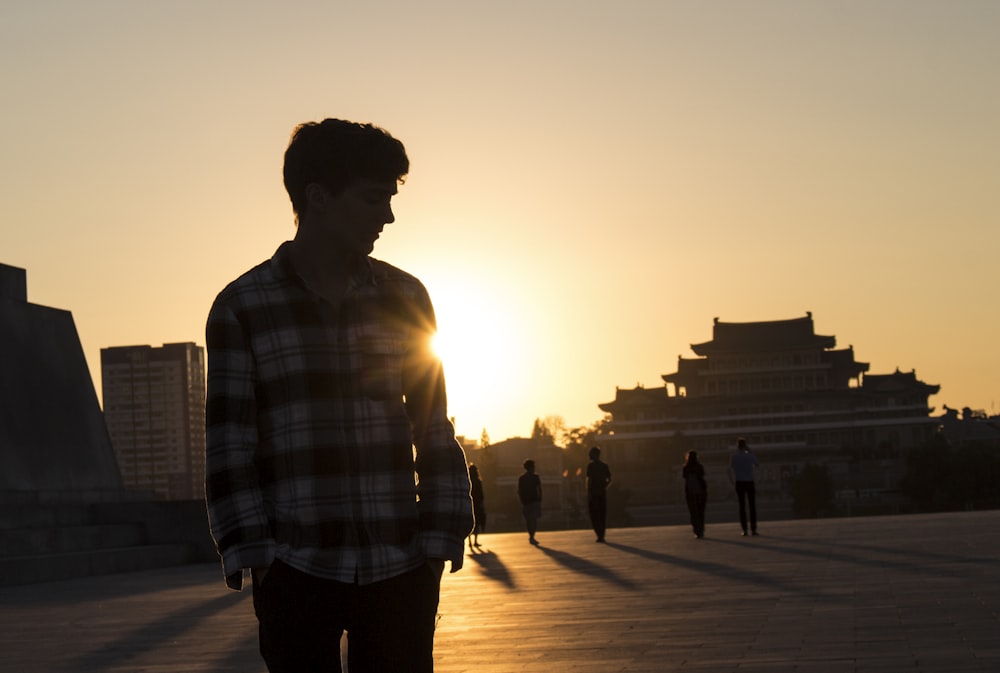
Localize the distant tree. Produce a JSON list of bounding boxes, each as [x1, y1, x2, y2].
[[789, 464, 835, 516], [480, 428, 491, 449], [530, 415, 565, 444], [562, 418, 609, 472], [901, 433, 1000, 511]]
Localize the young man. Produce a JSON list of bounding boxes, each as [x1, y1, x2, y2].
[[517, 459, 542, 545], [205, 118, 473, 673], [728, 437, 760, 536], [585, 446, 612, 542]]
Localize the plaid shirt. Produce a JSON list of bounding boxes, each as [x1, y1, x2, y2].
[[205, 242, 473, 590]]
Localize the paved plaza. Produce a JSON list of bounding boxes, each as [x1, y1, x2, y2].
[[1, 510, 997, 672]]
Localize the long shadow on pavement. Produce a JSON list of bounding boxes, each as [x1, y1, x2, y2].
[[465, 549, 517, 589], [535, 544, 640, 591], [761, 534, 997, 567], [65, 590, 251, 672], [710, 535, 987, 579], [605, 541, 829, 600]]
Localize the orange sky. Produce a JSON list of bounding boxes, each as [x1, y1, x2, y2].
[[2, 1, 998, 441]]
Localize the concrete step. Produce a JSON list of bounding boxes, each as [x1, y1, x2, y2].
[[0, 543, 198, 586], [0, 522, 147, 557], [0, 504, 95, 529]]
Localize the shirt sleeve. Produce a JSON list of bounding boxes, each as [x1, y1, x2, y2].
[[401, 284, 474, 571], [204, 298, 276, 590]]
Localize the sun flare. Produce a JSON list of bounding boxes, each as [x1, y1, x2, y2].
[[426, 283, 526, 437]]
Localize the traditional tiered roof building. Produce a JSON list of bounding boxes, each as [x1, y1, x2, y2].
[[597, 313, 940, 509]]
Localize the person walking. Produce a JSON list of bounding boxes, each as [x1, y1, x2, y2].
[[204, 118, 474, 673], [517, 460, 542, 545], [585, 446, 612, 542], [729, 438, 760, 536], [682, 451, 708, 538], [468, 463, 486, 551]]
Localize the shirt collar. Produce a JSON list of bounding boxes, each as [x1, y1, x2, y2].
[[271, 241, 377, 293]]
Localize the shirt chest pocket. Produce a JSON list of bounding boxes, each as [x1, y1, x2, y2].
[[358, 333, 407, 401]]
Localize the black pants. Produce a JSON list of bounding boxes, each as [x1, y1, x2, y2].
[[686, 493, 706, 536], [252, 560, 440, 673], [521, 502, 541, 539], [588, 493, 608, 540], [735, 481, 757, 533]]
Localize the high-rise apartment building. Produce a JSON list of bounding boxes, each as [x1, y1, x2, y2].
[[100, 342, 205, 500]]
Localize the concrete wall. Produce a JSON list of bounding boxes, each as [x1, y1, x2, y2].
[[91, 499, 218, 562], [0, 264, 27, 301], [0, 263, 124, 496]]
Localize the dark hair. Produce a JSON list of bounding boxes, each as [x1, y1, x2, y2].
[[523, 459, 535, 471], [588, 446, 601, 459], [737, 438, 748, 450], [283, 118, 409, 224], [468, 463, 480, 479], [685, 450, 699, 465]]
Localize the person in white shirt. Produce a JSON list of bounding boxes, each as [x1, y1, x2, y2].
[[728, 438, 760, 536]]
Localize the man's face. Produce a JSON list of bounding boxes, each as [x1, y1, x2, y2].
[[315, 178, 397, 257]]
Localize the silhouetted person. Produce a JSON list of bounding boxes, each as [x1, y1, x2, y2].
[[518, 459, 542, 545], [205, 118, 473, 673], [468, 463, 486, 550], [729, 438, 760, 536], [682, 450, 707, 538], [585, 446, 612, 542]]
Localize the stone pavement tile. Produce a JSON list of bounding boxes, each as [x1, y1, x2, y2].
[[445, 512, 999, 673], [1, 511, 998, 672], [911, 651, 983, 672], [0, 564, 265, 673]]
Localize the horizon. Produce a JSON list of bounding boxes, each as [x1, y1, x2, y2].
[[6, 263, 994, 448]]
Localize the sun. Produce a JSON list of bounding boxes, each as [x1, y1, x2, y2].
[[431, 310, 521, 386], [431, 328, 514, 376], [426, 282, 526, 436]]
